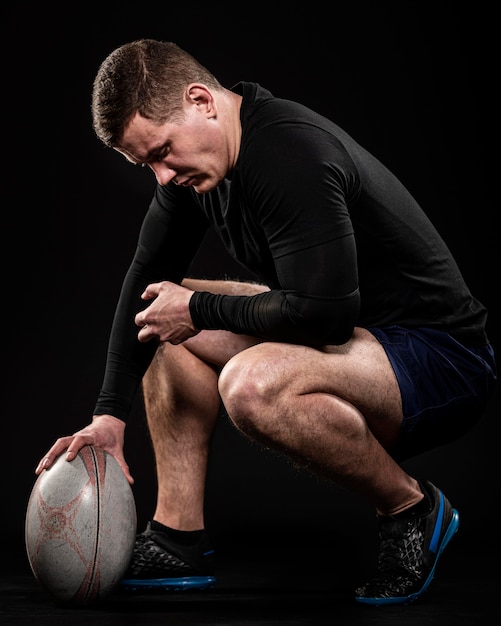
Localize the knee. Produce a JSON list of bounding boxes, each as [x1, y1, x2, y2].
[[218, 351, 279, 435]]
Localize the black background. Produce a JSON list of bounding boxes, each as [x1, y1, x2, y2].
[[3, 0, 498, 570]]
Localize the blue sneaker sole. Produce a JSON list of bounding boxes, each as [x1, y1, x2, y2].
[[120, 575, 216, 592], [355, 508, 460, 606]]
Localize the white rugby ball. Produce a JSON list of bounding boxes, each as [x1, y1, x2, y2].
[[25, 445, 137, 606]]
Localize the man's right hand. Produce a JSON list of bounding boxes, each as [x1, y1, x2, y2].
[[35, 414, 134, 485]]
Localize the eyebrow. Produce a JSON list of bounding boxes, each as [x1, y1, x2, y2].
[[118, 142, 165, 166], [138, 144, 167, 165]]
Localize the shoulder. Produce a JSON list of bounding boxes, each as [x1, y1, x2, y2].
[[238, 83, 356, 169]]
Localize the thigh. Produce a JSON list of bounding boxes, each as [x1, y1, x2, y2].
[[225, 327, 404, 449], [183, 329, 263, 368]]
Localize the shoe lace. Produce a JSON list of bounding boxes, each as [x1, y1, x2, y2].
[[376, 516, 424, 579]]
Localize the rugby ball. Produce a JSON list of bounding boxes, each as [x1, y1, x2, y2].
[[25, 445, 137, 606]]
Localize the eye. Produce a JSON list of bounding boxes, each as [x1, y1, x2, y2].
[[155, 148, 168, 161]]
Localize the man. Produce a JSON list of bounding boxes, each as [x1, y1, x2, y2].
[[37, 39, 496, 605]]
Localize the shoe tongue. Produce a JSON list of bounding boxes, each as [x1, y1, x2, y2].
[[379, 515, 411, 537]]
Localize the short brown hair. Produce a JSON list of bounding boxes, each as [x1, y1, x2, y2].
[[91, 39, 222, 147]]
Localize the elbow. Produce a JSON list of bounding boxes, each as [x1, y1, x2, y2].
[[287, 290, 360, 345], [309, 316, 356, 346]]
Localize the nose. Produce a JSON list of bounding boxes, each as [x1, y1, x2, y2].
[[149, 162, 177, 186]]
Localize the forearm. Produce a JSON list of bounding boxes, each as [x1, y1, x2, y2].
[[182, 277, 269, 296], [188, 238, 360, 346]]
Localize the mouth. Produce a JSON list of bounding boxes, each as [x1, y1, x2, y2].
[[175, 176, 195, 187], [174, 174, 212, 194]]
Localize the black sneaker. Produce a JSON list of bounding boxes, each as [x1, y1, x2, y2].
[[354, 480, 459, 606], [120, 522, 216, 591]]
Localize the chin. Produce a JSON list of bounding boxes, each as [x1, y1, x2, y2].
[[193, 181, 219, 194]]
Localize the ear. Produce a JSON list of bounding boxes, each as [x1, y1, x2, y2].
[[185, 84, 216, 118]]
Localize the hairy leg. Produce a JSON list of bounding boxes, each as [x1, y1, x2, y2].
[[142, 341, 219, 530], [142, 279, 268, 530], [218, 330, 422, 515]]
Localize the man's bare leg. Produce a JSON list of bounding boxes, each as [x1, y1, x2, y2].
[[142, 341, 219, 530], [218, 331, 423, 515], [142, 278, 268, 530], [144, 277, 420, 528], [142, 278, 458, 604]]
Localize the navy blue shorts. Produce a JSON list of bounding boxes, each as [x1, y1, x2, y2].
[[367, 326, 497, 461]]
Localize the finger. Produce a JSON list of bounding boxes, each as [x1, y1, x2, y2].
[[117, 458, 134, 485], [35, 456, 51, 475], [141, 282, 161, 300], [35, 436, 74, 474], [64, 438, 88, 462], [137, 324, 155, 343]]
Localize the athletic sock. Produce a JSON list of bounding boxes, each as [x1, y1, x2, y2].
[[150, 520, 206, 545]]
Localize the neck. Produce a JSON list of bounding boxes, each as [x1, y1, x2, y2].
[[220, 88, 243, 170]]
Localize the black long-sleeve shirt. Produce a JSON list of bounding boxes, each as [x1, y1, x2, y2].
[[93, 82, 488, 421]]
